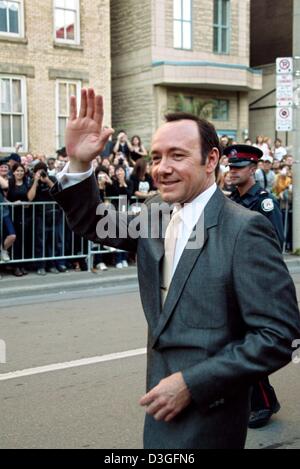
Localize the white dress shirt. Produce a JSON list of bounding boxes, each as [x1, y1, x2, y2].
[[171, 183, 217, 277], [56, 162, 93, 190]]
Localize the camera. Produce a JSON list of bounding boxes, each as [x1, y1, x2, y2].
[[40, 170, 47, 178]]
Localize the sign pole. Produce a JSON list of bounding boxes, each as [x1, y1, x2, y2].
[[292, 0, 300, 252]]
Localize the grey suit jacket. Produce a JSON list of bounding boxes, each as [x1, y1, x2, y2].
[[52, 176, 300, 449]]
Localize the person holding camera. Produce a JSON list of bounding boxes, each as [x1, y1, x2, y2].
[[113, 131, 133, 159], [28, 163, 67, 275]]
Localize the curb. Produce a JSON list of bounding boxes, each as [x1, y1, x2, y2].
[[1, 258, 300, 301], [0, 269, 139, 301]]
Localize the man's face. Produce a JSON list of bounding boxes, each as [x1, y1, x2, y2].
[[0, 164, 9, 177], [151, 120, 217, 204], [229, 165, 254, 186], [263, 161, 272, 172]]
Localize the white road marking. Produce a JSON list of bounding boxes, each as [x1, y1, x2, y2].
[[0, 348, 147, 382]]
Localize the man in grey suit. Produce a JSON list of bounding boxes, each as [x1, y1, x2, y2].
[[52, 88, 300, 449]]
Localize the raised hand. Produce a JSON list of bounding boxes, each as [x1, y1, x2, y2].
[[65, 88, 114, 172]]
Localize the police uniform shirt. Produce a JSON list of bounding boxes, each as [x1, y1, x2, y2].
[[230, 182, 284, 248]]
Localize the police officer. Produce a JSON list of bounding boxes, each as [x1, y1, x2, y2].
[[224, 144, 283, 429], [226, 145, 284, 247]]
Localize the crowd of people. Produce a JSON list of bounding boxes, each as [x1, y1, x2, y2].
[[0, 131, 294, 278]]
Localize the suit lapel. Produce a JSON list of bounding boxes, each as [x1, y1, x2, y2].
[[151, 188, 226, 347]]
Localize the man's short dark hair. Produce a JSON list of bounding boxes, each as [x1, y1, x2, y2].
[[56, 147, 67, 157], [164, 112, 222, 166], [33, 162, 48, 173]]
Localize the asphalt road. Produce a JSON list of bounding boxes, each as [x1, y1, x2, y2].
[[0, 274, 299, 449]]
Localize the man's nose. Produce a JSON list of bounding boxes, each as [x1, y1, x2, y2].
[[157, 157, 173, 175]]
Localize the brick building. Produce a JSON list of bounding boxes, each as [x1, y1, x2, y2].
[[111, 0, 262, 147], [0, 0, 111, 157]]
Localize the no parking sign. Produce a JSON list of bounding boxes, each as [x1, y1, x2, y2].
[[276, 57, 293, 74], [276, 106, 293, 131], [276, 57, 294, 132]]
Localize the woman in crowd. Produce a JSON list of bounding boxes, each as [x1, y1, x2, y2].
[[110, 165, 134, 268], [0, 159, 10, 185], [130, 135, 148, 162], [0, 170, 16, 264], [273, 171, 293, 251], [7, 164, 31, 276], [130, 158, 157, 203], [95, 165, 115, 201], [253, 135, 270, 158], [113, 131, 133, 159]]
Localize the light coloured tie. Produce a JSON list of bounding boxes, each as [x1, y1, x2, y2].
[[162, 210, 182, 305]]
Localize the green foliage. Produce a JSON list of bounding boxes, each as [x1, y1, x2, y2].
[[175, 94, 215, 119]]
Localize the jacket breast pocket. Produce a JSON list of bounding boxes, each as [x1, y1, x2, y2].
[[177, 282, 229, 329]]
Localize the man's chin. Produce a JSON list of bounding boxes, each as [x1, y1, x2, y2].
[[160, 192, 180, 204]]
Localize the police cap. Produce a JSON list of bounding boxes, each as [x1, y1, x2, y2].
[[224, 145, 263, 168]]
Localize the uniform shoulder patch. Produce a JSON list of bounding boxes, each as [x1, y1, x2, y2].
[[261, 198, 274, 212]]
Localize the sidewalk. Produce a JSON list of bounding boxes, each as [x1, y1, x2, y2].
[[0, 266, 139, 302], [0, 254, 299, 302]]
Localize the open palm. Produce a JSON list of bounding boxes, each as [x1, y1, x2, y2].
[[65, 88, 113, 164]]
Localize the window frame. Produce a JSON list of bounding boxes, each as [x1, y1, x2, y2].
[[213, 0, 231, 55], [0, 74, 27, 152], [55, 79, 81, 149], [0, 0, 24, 38], [173, 0, 192, 50], [53, 0, 80, 45], [212, 99, 230, 121]]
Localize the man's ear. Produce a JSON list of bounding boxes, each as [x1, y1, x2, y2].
[[206, 147, 220, 174]]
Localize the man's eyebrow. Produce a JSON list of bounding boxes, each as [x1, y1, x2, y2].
[[151, 147, 189, 156]]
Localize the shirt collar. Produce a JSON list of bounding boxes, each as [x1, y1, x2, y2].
[[174, 183, 217, 230]]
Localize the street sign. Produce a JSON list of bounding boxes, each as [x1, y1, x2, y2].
[[276, 57, 294, 132], [276, 106, 293, 132], [276, 73, 294, 107], [276, 57, 293, 74]]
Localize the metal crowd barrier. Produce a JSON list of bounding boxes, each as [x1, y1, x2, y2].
[[1, 196, 292, 270], [0, 197, 142, 271]]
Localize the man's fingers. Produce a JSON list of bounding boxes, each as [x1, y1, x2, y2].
[[94, 95, 104, 126], [153, 407, 173, 421], [69, 96, 77, 121], [164, 410, 178, 423], [79, 88, 87, 118], [87, 88, 95, 119], [97, 128, 114, 152], [139, 391, 155, 407]]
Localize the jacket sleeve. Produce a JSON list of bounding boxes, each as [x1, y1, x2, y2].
[[182, 213, 300, 411], [51, 174, 138, 253]]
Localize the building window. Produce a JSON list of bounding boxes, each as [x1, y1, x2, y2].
[[213, 0, 230, 54], [56, 80, 81, 149], [212, 99, 229, 120], [173, 0, 192, 50], [0, 76, 27, 151], [0, 0, 24, 37], [54, 0, 80, 44]]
